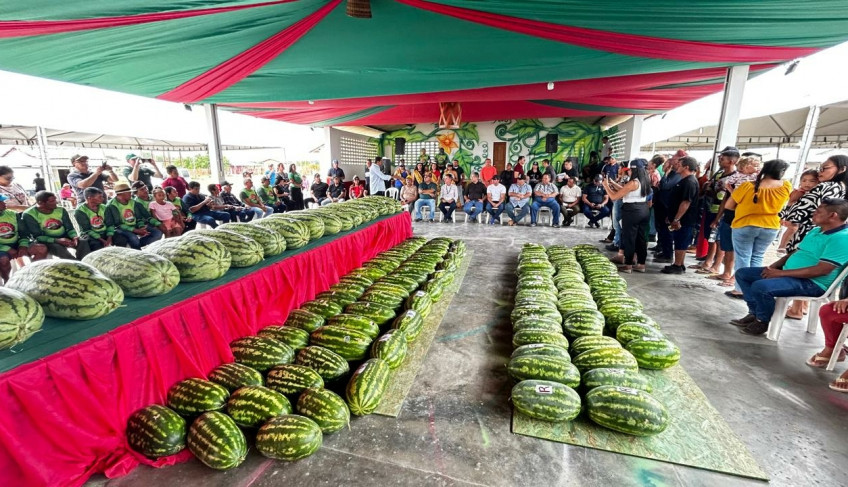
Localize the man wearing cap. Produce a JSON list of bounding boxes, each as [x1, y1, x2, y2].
[[559, 177, 582, 226], [217, 182, 254, 221], [106, 182, 162, 249], [582, 175, 610, 228], [131, 181, 153, 212], [20, 190, 90, 260], [506, 174, 532, 226], [485, 174, 507, 224], [653, 150, 686, 262], [530, 173, 561, 227], [327, 160, 345, 183], [74, 187, 114, 255], [259, 176, 287, 213], [124, 154, 163, 191], [66, 155, 119, 205]]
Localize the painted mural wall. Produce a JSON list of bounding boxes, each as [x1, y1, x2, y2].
[[378, 118, 615, 176]]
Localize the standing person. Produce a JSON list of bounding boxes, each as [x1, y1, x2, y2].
[[367, 159, 392, 197], [646, 155, 664, 242], [506, 174, 532, 226], [601, 136, 613, 159], [414, 174, 437, 222], [66, 155, 119, 204], [693, 151, 738, 274], [526, 161, 543, 192], [462, 172, 486, 223], [540, 159, 556, 182], [653, 151, 686, 262], [148, 187, 184, 237], [661, 157, 700, 274], [73, 187, 114, 253], [393, 163, 409, 190], [183, 182, 231, 228], [264, 163, 277, 186], [161, 165, 189, 197], [438, 174, 459, 222], [435, 148, 450, 171], [451, 159, 465, 187], [327, 159, 345, 184], [20, 191, 89, 260], [530, 173, 561, 227], [106, 183, 162, 249], [583, 151, 602, 183], [604, 161, 652, 273], [124, 154, 163, 191], [604, 165, 630, 252], [400, 177, 418, 211], [0, 166, 30, 211], [480, 158, 497, 186], [287, 164, 304, 210], [601, 156, 619, 180], [379, 156, 392, 178], [499, 162, 515, 193], [485, 174, 507, 224], [514, 155, 526, 181], [32, 173, 45, 193], [559, 177, 583, 226], [241, 178, 273, 217], [582, 175, 610, 228], [348, 176, 365, 199], [259, 176, 287, 213], [418, 148, 429, 166]]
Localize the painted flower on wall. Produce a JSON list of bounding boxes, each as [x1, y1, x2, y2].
[[436, 133, 459, 154]]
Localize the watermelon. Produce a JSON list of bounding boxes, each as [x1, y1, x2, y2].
[[189, 229, 264, 267], [511, 343, 570, 361], [230, 336, 295, 372], [330, 282, 367, 297], [370, 329, 408, 369], [570, 336, 622, 357], [266, 364, 325, 396], [582, 368, 653, 393], [585, 385, 669, 436], [187, 411, 247, 470], [6, 260, 123, 320], [512, 316, 562, 334], [0, 287, 44, 349], [253, 218, 309, 249], [363, 259, 399, 274], [367, 281, 410, 299], [218, 222, 285, 256], [345, 301, 396, 326], [604, 311, 657, 334], [281, 213, 325, 240], [145, 235, 231, 282], [315, 290, 359, 308], [512, 330, 569, 349], [256, 414, 323, 461], [406, 290, 433, 317], [596, 296, 643, 311], [562, 309, 605, 338], [258, 326, 311, 350], [511, 306, 560, 322], [295, 346, 350, 381], [226, 385, 292, 428], [507, 355, 580, 388], [338, 274, 373, 289], [391, 309, 424, 342], [377, 275, 420, 294], [328, 314, 380, 339], [346, 358, 391, 416], [285, 309, 325, 333], [572, 347, 639, 373], [296, 387, 351, 434], [616, 323, 664, 345], [350, 266, 387, 281], [309, 326, 372, 361], [126, 405, 186, 458], [208, 363, 264, 392], [625, 337, 680, 370], [359, 289, 405, 310], [81, 247, 180, 297], [167, 378, 229, 416], [511, 380, 581, 422], [300, 299, 344, 319]]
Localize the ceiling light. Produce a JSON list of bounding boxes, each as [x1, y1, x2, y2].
[[547, 82, 554, 91]]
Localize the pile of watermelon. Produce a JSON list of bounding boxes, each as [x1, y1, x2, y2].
[[508, 244, 678, 437], [126, 236, 466, 470]]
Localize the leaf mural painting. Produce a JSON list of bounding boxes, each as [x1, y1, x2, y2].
[[495, 119, 607, 173]]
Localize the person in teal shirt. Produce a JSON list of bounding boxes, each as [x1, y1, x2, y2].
[[20, 191, 90, 260], [106, 182, 162, 249]]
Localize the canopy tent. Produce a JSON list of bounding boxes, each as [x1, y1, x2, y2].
[[1, 1, 847, 127]]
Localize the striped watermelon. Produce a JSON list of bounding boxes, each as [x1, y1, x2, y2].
[[6, 260, 123, 320], [512, 317, 563, 334], [230, 336, 295, 372], [625, 337, 680, 370], [327, 314, 380, 339], [82, 247, 180, 297], [350, 266, 387, 282], [207, 363, 264, 392], [255, 217, 309, 249], [345, 301, 396, 326], [570, 336, 622, 357], [377, 275, 419, 294], [300, 298, 344, 319], [126, 405, 186, 458], [346, 358, 391, 416], [582, 368, 653, 393], [0, 287, 44, 349], [309, 326, 372, 361], [280, 213, 325, 240], [295, 346, 350, 381], [507, 355, 580, 388], [391, 309, 424, 342], [167, 378, 230, 416], [367, 281, 410, 298], [258, 326, 311, 350], [255, 414, 323, 461], [604, 311, 657, 334], [187, 411, 247, 470], [512, 330, 569, 350], [266, 364, 325, 396], [338, 274, 373, 289], [616, 322, 664, 345], [145, 235, 231, 282], [421, 279, 445, 301], [511, 380, 581, 422], [190, 229, 264, 267], [218, 222, 285, 256], [511, 343, 570, 361], [226, 385, 292, 428], [585, 385, 669, 436], [406, 290, 433, 317], [285, 309, 325, 333], [562, 309, 605, 338], [296, 387, 350, 434], [315, 290, 360, 308], [370, 329, 408, 369], [359, 289, 405, 310], [572, 347, 639, 373]]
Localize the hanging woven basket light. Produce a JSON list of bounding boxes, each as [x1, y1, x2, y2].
[[439, 102, 461, 129], [347, 0, 372, 18]]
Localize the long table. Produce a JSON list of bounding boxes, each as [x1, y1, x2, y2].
[[0, 213, 413, 487]]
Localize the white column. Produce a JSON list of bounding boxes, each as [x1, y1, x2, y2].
[[712, 65, 749, 169], [620, 115, 644, 161], [204, 104, 225, 182], [35, 126, 53, 191], [794, 105, 820, 186]]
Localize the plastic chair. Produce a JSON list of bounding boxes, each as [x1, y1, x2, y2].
[[385, 187, 399, 200], [767, 265, 848, 341], [537, 207, 554, 226], [827, 322, 848, 371]]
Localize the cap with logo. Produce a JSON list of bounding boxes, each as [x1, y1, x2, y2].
[[718, 146, 740, 157]]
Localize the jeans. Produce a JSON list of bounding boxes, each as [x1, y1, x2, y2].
[[414, 199, 436, 220], [246, 207, 266, 220], [114, 227, 163, 250], [226, 208, 254, 222], [506, 202, 530, 223], [735, 266, 824, 322], [654, 204, 673, 257], [486, 202, 505, 222], [732, 226, 779, 292], [531, 198, 560, 225], [463, 201, 484, 219], [648, 207, 656, 237], [193, 210, 232, 228], [620, 202, 650, 265], [611, 199, 623, 246], [438, 201, 456, 219], [582, 204, 610, 224]]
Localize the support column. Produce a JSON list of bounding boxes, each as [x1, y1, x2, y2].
[[35, 126, 53, 191], [712, 65, 749, 172], [794, 105, 820, 186], [620, 115, 644, 161], [204, 104, 225, 182]]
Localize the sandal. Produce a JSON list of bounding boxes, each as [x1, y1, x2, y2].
[[707, 274, 732, 281], [828, 377, 848, 393], [785, 313, 804, 320], [718, 280, 736, 287], [724, 291, 744, 299], [633, 265, 646, 273], [696, 269, 718, 275], [508, 220, 515, 226], [687, 264, 705, 270], [617, 265, 632, 274], [609, 255, 625, 264], [806, 353, 834, 368]]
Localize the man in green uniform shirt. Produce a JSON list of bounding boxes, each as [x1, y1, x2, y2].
[[20, 191, 90, 260], [74, 187, 115, 254], [0, 195, 47, 281], [106, 182, 162, 249], [258, 176, 286, 213]]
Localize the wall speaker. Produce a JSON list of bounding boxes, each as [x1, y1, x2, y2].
[[545, 133, 558, 153], [395, 137, 406, 155]]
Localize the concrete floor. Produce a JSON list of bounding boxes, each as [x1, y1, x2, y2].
[[88, 219, 848, 487]]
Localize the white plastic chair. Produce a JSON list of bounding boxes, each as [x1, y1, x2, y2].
[[767, 265, 848, 341], [385, 187, 400, 200], [827, 322, 848, 371], [536, 206, 554, 226]]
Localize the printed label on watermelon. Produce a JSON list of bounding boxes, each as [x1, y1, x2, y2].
[[641, 337, 664, 342], [415, 291, 426, 297], [406, 310, 416, 317], [527, 344, 545, 348], [343, 335, 350, 343], [606, 369, 626, 375], [615, 386, 640, 395], [534, 385, 553, 395]]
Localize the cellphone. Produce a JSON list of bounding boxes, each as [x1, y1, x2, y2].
[[102, 162, 108, 168]]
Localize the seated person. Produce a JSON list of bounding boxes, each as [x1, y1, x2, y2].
[[274, 176, 294, 208], [166, 186, 195, 231], [733, 198, 848, 336], [349, 176, 366, 199], [240, 178, 273, 218], [400, 177, 418, 210], [413, 174, 438, 222], [259, 176, 287, 213], [211, 183, 253, 222], [304, 174, 330, 207], [438, 174, 459, 222], [327, 176, 346, 204], [814, 297, 848, 392], [0, 195, 46, 281], [505, 174, 532, 226], [582, 175, 611, 228], [106, 183, 163, 249], [559, 177, 582, 226], [59, 183, 76, 207], [149, 187, 184, 237], [183, 181, 232, 229], [20, 190, 90, 260], [486, 174, 507, 224], [463, 172, 486, 223], [530, 174, 561, 227], [556, 158, 579, 185], [73, 187, 115, 253], [131, 180, 153, 212]]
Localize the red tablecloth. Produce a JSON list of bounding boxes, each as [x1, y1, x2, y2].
[[0, 213, 412, 487]]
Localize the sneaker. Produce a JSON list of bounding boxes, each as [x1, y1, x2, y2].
[[564, 221, 571, 227], [653, 256, 673, 263], [530, 223, 537, 227], [414, 218, 422, 222], [552, 224, 560, 228], [648, 235, 657, 243], [593, 222, 601, 228], [446, 218, 453, 223], [470, 216, 477, 223], [496, 218, 501, 224], [740, 320, 769, 336], [660, 265, 684, 275], [730, 314, 757, 327], [429, 219, 435, 223], [605, 244, 620, 252]]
